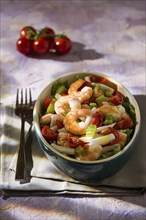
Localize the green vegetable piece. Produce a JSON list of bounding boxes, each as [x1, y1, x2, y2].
[[93, 85, 100, 94], [104, 114, 114, 125], [75, 146, 84, 155], [114, 145, 121, 153], [99, 145, 121, 160], [46, 103, 54, 114], [96, 95, 107, 105], [55, 85, 67, 94], [51, 79, 62, 95], [122, 96, 136, 123], [105, 89, 113, 97], [89, 102, 97, 109], [51, 79, 68, 95], [86, 124, 97, 137]]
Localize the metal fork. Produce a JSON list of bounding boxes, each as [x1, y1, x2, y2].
[[15, 88, 33, 181]]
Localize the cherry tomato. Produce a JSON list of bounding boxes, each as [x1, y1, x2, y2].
[[39, 27, 55, 37], [39, 27, 55, 47], [56, 120, 64, 129], [54, 35, 72, 54], [44, 97, 52, 109], [33, 36, 51, 54], [41, 126, 57, 141], [101, 127, 119, 145], [69, 136, 85, 148], [109, 91, 124, 105], [16, 37, 33, 55], [20, 26, 36, 39], [89, 74, 117, 91], [113, 116, 133, 130], [90, 112, 104, 127]]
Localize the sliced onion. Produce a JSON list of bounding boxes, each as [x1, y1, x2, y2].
[[51, 143, 75, 155], [96, 123, 116, 132], [89, 133, 115, 146]]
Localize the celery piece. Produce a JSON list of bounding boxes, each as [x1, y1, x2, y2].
[[51, 79, 62, 95], [96, 95, 107, 105], [55, 85, 67, 95], [51, 79, 68, 95], [98, 83, 114, 94], [46, 103, 54, 114], [105, 89, 113, 97], [104, 114, 114, 125], [90, 102, 97, 109], [86, 124, 97, 137], [114, 145, 121, 153], [75, 146, 84, 155], [99, 145, 121, 160], [99, 151, 113, 159], [93, 85, 100, 94]]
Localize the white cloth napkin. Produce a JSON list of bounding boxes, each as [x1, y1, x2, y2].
[[0, 95, 145, 196]]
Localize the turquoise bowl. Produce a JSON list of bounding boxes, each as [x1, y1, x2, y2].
[[33, 72, 141, 182]]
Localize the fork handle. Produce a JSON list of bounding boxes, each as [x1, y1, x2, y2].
[[15, 118, 26, 180]]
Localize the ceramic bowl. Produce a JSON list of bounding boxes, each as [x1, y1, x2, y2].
[[33, 72, 141, 182]]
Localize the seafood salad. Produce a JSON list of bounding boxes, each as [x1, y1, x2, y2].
[[40, 74, 136, 161]]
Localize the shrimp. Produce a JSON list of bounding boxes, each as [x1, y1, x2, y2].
[[76, 144, 102, 161], [40, 113, 64, 132], [40, 113, 53, 125], [57, 132, 72, 148], [64, 109, 91, 135], [54, 95, 81, 115], [68, 79, 93, 103], [98, 104, 126, 121]]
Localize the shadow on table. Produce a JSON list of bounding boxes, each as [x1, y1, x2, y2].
[[28, 41, 104, 62]]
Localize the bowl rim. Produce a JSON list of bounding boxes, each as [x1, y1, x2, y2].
[[33, 71, 141, 164]]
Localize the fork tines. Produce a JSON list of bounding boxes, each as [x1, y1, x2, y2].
[[16, 88, 32, 107]]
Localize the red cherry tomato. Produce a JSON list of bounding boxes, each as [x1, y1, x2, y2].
[[101, 127, 119, 145], [33, 36, 51, 54], [39, 27, 55, 47], [16, 38, 33, 55], [20, 26, 36, 39], [44, 97, 52, 109], [113, 116, 133, 130], [69, 136, 85, 148], [54, 35, 72, 54], [41, 126, 57, 141], [56, 120, 64, 129], [90, 112, 104, 127], [109, 91, 124, 105], [40, 27, 55, 37]]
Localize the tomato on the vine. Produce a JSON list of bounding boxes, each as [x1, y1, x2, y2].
[[39, 27, 55, 48], [33, 36, 51, 54], [16, 37, 33, 55], [54, 35, 72, 54], [20, 26, 36, 39], [39, 27, 55, 37]]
